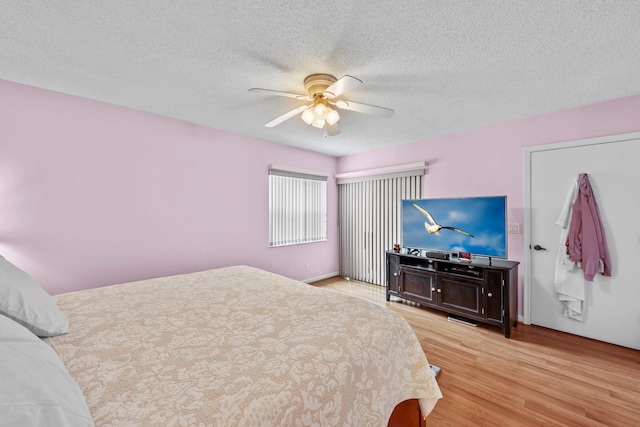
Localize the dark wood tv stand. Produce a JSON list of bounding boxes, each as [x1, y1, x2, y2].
[[386, 251, 519, 338]]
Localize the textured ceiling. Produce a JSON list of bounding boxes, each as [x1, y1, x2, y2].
[[2, 1, 640, 157]]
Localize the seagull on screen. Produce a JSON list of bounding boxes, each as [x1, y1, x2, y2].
[[411, 202, 475, 238]]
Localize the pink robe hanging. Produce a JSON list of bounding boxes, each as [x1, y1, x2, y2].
[[565, 173, 612, 281]]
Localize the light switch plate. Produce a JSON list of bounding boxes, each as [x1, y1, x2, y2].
[[508, 223, 521, 234]]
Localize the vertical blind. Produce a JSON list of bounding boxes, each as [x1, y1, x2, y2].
[[269, 166, 327, 247], [338, 172, 423, 286]]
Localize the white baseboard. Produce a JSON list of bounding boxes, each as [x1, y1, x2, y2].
[[302, 271, 340, 283]]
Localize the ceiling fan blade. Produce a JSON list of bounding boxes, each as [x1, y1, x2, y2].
[[325, 122, 340, 136], [323, 75, 363, 98], [333, 100, 394, 118], [265, 104, 311, 127], [249, 88, 311, 100]]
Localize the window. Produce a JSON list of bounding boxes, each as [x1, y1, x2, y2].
[[269, 165, 327, 247]]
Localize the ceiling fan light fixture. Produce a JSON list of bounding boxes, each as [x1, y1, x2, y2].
[[301, 97, 340, 128], [314, 101, 328, 117], [325, 108, 340, 125], [301, 108, 315, 125], [311, 118, 325, 128]]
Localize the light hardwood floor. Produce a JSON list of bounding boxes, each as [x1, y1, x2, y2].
[[310, 276, 640, 427]]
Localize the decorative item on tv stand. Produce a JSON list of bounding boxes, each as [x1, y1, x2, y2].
[[403, 247, 421, 256]]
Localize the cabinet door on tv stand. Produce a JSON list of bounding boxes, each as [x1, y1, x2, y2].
[[484, 270, 504, 323], [386, 254, 401, 300], [438, 275, 483, 318], [399, 267, 437, 306]]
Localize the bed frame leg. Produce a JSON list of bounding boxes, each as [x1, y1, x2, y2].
[[387, 399, 426, 427]]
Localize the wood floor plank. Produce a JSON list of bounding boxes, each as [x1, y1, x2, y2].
[[310, 277, 640, 427]]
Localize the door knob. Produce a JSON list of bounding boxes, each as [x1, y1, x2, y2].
[[533, 244, 547, 251]]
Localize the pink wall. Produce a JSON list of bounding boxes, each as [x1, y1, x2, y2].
[[0, 80, 339, 294], [338, 94, 640, 316], [3, 76, 639, 310]]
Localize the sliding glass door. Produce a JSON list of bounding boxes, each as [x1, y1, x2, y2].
[[338, 174, 422, 285]]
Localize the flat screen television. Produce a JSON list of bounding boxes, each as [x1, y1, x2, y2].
[[401, 196, 508, 259]]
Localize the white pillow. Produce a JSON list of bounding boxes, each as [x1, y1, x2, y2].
[[0, 315, 94, 427], [0, 255, 69, 337]]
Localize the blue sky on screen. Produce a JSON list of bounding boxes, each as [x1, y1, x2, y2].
[[402, 196, 507, 258]]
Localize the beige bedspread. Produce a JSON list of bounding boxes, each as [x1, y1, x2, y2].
[[48, 265, 441, 426]]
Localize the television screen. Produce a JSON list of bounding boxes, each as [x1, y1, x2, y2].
[[401, 196, 507, 258]]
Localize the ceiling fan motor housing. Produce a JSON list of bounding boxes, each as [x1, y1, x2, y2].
[[304, 73, 337, 96]]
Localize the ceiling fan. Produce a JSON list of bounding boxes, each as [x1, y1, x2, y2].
[[249, 74, 394, 136]]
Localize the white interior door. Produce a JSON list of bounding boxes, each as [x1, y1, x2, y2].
[[525, 132, 640, 350]]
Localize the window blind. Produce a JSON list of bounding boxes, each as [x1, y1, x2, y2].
[[269, 165, 327, 247], [338, 171, 423, 285]]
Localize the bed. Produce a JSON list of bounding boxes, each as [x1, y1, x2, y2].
[[1, 258, 441, 426]]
